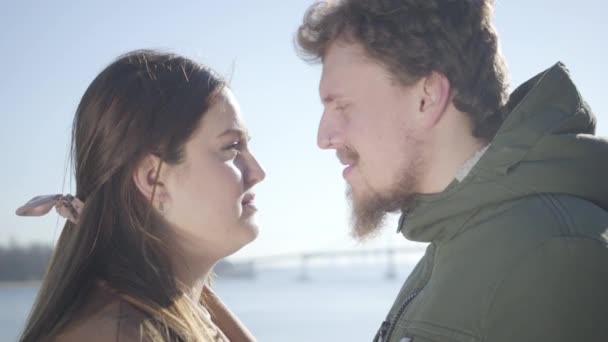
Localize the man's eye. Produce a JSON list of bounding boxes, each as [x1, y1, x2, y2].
[[336, 103, 348, 111]]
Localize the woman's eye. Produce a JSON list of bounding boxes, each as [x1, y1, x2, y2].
[[224, 141, 245, 153], [224, 141, 243, 152]]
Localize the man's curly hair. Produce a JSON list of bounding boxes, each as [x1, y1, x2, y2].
[[296, 0, 509, 140]]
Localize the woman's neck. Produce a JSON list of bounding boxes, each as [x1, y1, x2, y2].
[[172, 253, 216, 302]]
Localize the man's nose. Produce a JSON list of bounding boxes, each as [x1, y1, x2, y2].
[[317, 109, 343, 149]]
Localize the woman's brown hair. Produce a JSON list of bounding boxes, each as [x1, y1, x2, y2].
[[20, 49, 225, 341]]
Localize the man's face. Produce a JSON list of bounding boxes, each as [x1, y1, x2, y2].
[[318, 41, 429, 240]]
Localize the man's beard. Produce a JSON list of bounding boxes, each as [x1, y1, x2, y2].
[[347, 158, 420, 241]]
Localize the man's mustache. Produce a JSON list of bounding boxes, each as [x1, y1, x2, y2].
[[336, 146, 359, 165]]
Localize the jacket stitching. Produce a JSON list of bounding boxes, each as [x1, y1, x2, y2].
[[538, 194, 572, 236], [398, 319, 480, 340], [549, 194, 577, 235]]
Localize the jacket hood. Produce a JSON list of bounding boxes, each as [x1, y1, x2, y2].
[[399, 62, 608, 242]]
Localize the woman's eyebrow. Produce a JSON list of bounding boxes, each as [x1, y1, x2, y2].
[[217, 128, 250, 141]]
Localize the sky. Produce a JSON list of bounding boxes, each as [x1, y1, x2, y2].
[[1, 0, 606, 260]]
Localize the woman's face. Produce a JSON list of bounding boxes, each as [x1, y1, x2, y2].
[[163, 88, 265, 260]]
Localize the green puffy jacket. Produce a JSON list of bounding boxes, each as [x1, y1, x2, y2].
[[374, 63, 608, 342]]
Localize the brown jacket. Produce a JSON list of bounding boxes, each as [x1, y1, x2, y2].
[[55, 284, 255, 342]]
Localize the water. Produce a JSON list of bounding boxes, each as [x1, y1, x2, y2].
[[0, 285, 38, 342], [0, 264, 414, 342]]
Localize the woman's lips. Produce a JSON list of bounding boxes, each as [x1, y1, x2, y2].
[[242, 193, 257, 211]]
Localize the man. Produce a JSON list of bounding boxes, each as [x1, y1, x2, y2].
[[296, 1, 608, 341]]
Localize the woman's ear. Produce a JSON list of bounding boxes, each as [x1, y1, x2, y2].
[[133, 154, 167, 202]]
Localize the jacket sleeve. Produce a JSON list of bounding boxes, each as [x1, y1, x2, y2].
[[482, 237, 608, 342]]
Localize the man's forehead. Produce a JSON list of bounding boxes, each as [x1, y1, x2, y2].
[[319, 73, 345, 104], [319, 42, 378, 96], [319, 62, 361, 103], [319, 61, 350, 101]]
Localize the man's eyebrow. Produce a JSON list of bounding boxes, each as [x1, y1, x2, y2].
[[321, 94, 335, 105], [321, 90, 347, 105], [217, 128, 251, 141]]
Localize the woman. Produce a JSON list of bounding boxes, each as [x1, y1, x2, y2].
[[15, 50, 264, 341]]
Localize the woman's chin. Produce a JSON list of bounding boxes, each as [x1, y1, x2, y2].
[[224, 222, 258, 256], [241, 221, 259, 242]]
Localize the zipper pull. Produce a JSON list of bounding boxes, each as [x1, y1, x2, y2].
[[373, 320, 391, 342]]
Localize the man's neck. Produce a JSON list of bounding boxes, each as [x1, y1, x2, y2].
[[419, 109, 488, 193]]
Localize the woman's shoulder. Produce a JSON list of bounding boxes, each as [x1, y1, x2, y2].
[[54, 285, 148, 342]]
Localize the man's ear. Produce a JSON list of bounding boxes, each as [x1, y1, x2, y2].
[[419, 71, 451, 127], [133, 154, 168, 202]]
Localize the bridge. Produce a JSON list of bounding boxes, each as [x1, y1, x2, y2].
[[223, 245, 427, 281]]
